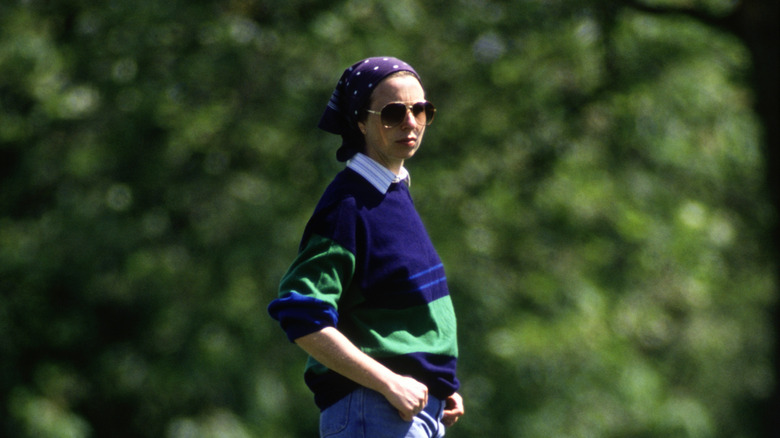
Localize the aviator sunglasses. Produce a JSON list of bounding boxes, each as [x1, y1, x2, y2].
[[365, 101, 436, 128]]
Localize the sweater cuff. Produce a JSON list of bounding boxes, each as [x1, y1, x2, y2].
[[268, 292, 339, 342]]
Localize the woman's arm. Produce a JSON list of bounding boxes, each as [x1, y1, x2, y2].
[[295, 326, 428, 421]]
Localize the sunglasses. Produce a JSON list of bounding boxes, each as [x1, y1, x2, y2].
[[365, 101, 436, 128]]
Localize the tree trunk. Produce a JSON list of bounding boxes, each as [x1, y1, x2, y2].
[[736, 1, 780, 436]]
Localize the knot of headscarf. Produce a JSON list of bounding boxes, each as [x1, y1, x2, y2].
[[318, 57, 421, 161]]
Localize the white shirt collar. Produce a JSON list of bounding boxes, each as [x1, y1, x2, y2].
[[346, 153, 410, 195]]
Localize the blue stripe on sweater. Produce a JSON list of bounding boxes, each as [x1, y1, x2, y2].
[[408, 263, 444, 280], [413, 276, 446, 293]]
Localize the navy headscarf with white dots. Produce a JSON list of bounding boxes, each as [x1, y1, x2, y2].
[[318, 57, 421, 162]]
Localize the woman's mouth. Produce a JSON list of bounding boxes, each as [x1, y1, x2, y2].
[[397, 137, 417, 146]]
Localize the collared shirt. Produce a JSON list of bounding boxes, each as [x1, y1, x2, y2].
[[346, 153, 410, 195]]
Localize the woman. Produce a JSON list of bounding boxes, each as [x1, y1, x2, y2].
[[268, 57, 464, 438]]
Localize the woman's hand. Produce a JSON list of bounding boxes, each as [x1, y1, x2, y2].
[[441, 392, 464, 427], [294, 328, 429, 422], [382, 375, 429, 422]]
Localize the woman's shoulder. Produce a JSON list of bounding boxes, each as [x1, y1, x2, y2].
[[317, 168, 383, 212], [302, 171, 368, 250]]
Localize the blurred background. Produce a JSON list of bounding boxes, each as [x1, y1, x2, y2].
[[2, 0, 778, 437]]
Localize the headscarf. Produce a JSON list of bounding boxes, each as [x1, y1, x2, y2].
[[318, 57, 421, 161]]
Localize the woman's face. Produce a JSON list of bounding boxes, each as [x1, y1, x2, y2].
[[358, 75, 427, 174]]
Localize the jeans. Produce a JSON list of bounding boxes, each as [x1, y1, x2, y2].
[[320, 387, 446, 438]]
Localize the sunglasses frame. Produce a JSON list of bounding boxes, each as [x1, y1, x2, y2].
[[365, 101, 436, 128]]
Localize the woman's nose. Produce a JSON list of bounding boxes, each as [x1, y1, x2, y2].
[[401, 109, 417, 129]]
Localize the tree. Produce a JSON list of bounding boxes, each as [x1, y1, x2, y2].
[[616, 3, 780, 434]]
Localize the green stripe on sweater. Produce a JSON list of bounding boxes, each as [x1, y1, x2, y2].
[[348, 296, 458, 358], [279, 234, 355, 310]]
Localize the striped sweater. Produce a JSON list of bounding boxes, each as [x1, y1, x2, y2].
[[268, 156, 459, 410]]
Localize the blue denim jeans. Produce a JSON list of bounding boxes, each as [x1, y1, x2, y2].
[[319, 387, 446, 438]]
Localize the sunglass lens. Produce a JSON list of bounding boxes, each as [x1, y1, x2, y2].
[[416, 102, 435, 126], [381, 103, 407, 127]]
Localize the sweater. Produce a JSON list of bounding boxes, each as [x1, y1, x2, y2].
[[268, 158, 459, 410]]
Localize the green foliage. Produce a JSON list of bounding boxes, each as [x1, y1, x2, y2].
[[1, 0, 774, 437]]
